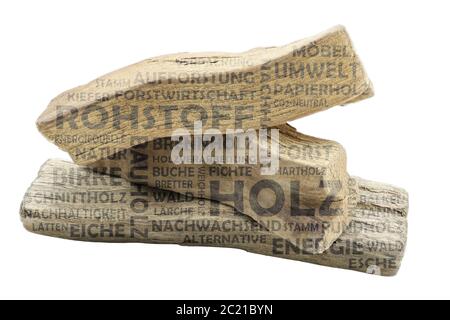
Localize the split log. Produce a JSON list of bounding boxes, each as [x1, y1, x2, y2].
[[91, 124, 353, 254], [36, 25, 373, 165], [20, 159, 408, 276]]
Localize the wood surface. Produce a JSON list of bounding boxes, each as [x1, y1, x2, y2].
[[91, 124, 352, 253], [20, 159, 408, 276], [36, 25, 373, 165]]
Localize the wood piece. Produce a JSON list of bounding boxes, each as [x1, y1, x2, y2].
[[36, 25, 373, 165], [20, 159, 408, 276], [90, 124, 353, 254]]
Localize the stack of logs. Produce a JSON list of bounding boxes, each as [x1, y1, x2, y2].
[[20, 25, 408, 276]]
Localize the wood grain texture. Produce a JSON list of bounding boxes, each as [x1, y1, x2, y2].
[[90, 124, 352, 254], [36, 25, 373, 165], [20, 160, 408, 276]]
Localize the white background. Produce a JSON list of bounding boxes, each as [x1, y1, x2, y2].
[[1, 0, 449, 300]]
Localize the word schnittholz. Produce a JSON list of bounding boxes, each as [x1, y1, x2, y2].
[[22, 26, 408, 275]]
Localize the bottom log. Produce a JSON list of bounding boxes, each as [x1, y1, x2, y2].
[[20, 159, 408, 276]]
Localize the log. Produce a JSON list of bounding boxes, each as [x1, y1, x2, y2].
[[36, 25, 373, 165], [90, 124, 353, 254], [20, 159, 408, 276]]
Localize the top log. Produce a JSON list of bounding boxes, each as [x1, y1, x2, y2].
[[37, 25, 373, 165]]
